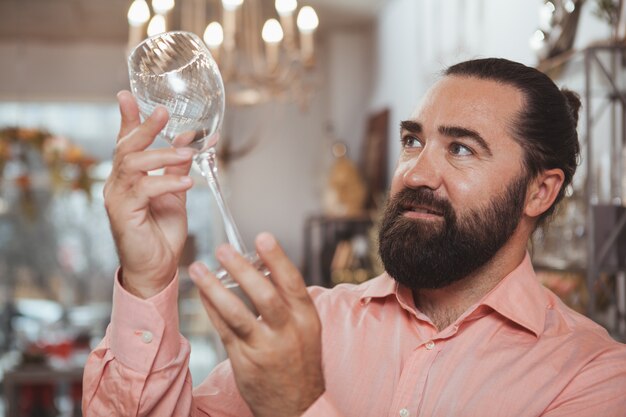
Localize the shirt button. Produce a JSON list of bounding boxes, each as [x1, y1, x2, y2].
[[399, 408, 410, 417], [141, 330, 153, 344], [424, 340, 435, 350]]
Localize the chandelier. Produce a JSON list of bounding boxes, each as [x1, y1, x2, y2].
[[126, 0, 320, 108]]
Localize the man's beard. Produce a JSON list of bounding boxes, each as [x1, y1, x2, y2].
[[378, 173, 529, 290]]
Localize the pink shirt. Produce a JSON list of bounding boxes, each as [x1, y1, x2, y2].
[[83, 254, 626, 416]]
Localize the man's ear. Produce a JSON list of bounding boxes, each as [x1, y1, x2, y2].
[[524, 168, 565, 218]]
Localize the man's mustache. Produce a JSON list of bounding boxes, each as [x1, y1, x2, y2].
[[388, 188, 454, 219]]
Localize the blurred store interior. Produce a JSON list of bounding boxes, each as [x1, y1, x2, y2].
[[1, 0, 626, 415]]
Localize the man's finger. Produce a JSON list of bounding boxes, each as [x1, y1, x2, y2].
[[164, 155, 194, 178], [129, 175, 193, 204], [255, 233, 310, 307], [120, 147, 194, 174], [215, 245, 290, 328], [107, 174, 192, 212], [117, 90, 141, 141], [190, 266, 238, 345], [189, 261, 258, 342], [115, 106, 169, 157]]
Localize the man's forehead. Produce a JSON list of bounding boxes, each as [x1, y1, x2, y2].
[[407, 76, 524, 135]]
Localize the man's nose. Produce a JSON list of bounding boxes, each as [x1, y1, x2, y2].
[[402, 151, 443, 190]]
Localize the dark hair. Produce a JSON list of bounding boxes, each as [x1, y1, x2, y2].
[[444, 58, 581, 225]]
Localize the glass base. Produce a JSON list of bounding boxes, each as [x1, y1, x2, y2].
[[214, 252, 270, 288], [213, 252, 269, 316]]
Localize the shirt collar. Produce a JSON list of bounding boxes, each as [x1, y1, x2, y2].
[[359, 253, 547, 337], [360, 272, 398, 304], [478, 252, 547, 337]]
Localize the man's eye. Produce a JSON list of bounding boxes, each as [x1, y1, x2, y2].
[[450, 143, 473, 156], [401, 136, 422, 149]]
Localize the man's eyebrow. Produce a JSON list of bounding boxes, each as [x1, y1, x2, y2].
[[439, 125, 493, 156], [400, 120, 422, 134]]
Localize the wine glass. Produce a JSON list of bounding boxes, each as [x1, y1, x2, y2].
[[128, 31, 265, 288]]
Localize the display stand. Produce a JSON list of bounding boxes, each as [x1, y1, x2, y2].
[[302, 215, 374, 288], [583, 44, 626, 340]]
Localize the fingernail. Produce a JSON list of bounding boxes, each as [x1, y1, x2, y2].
[[153, 106, 168, 119], [257, 232, 276, 251], [175, 147, 194, 158], [117, 91, 130, 105], [180, 176, 193, 185], [216, 245, 235, 262], [189, 263, 207, 283], [189, 264, 201, 280]]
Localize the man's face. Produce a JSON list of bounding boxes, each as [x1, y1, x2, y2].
[[379, 76, 529, 290]]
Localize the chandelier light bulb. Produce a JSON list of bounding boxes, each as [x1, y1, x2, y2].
[[127, 0, 151, 26], [152, 0, 175, 15], [297, 6, 319, 33], [222, 0, 244, 11], [275, 0, 297, 16], [204, 22, 224, 47], [529, 29, 546, 51], [147, 14, 166, 36], [539, 1, 556, 30], [262, 19, 284, 43], [126, 0, 318, 105]]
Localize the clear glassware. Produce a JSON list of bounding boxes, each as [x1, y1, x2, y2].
[[128, 31, 265, 288]]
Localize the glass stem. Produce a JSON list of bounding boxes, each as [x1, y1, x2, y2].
[[195, 148, 248, 254]]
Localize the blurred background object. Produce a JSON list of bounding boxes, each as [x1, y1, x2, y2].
[[127, 0, 322, 108], [1, 0, 626, 415]]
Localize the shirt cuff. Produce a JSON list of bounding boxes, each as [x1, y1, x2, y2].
[[302, 393, 343, 417], [108, 269, 182, 374]]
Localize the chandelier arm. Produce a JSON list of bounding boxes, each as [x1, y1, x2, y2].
[[126, 0, 318, 108], [246, 0, 267, 78]]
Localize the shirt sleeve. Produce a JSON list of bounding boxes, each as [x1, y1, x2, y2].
[[541, 344, 626, 417], [82, 274, 343, 417], [82, 271, 213, 416]]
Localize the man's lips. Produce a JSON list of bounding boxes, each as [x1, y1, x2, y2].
[[401, 204, 444, 219]]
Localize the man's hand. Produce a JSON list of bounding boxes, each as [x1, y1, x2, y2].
[[104, 91, 194, 299], [189, 233, 325, 417]]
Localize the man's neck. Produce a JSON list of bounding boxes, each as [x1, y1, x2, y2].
[[412, 243, 527, 332]]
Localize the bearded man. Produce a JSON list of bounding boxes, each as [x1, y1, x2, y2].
[[83, 58, 626, 417]]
